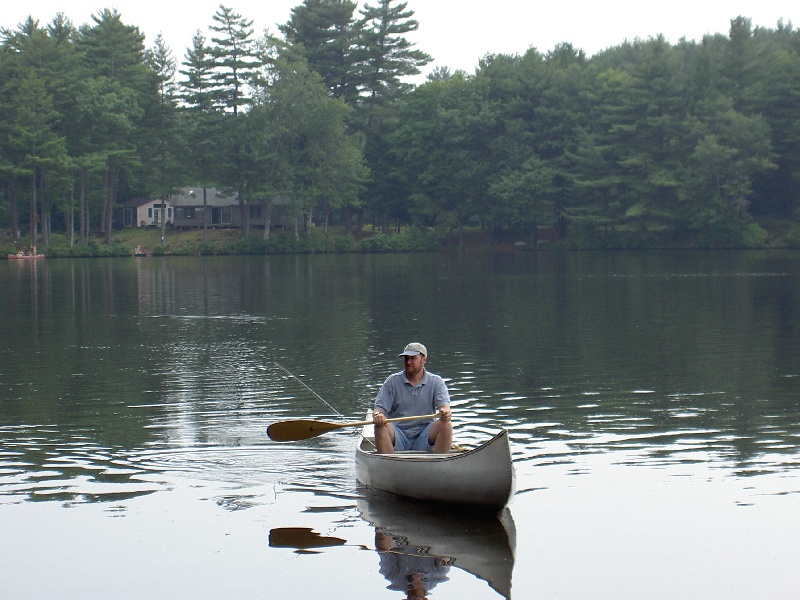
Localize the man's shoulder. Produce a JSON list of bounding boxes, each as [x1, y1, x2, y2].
[[383, 370, 408, 385], [422, 370, 445, 384]]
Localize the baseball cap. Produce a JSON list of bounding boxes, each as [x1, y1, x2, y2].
[[399, 342, 427, 357]]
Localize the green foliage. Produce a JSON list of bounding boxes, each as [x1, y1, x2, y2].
[[359, 228, 438, 252], [784, 223, 800, 248], [37, 235, 133, 257], [2, 9, 800, 251], [207, 5, 260, 115], [359, 232, 394, 252], [333, 235, 355, 253], [279, 0, 361, 103], [741, 222, 769, 248]]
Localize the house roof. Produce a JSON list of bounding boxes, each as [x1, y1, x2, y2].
[[170, 187, 238, 207], [123, 187, 288, 209], [123, 197, 160, 208]]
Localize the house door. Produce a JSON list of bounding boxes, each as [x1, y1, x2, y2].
[[152, 204, 166, 225], [210, 207, 232, 225]]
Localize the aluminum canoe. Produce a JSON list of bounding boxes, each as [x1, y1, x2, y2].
[[355, 420, 515, 510]]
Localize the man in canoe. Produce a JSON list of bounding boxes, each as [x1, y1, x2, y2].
[[373, 342, 452, 454]]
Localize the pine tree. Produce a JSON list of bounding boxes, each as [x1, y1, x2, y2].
[[279, 0, 361, 103], [75, 9, 151, 243], [143, 34, 182, 244], [357, 0, 431, 115], [207, 5, 260, 116], [179, 31, 221, 241]]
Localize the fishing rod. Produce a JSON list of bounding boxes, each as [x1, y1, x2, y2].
[[273, 362, 346, 420], [272, 362, 379, 448]]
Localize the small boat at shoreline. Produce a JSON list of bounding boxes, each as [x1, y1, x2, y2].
[[355, 413, 515, 510], [8, 253, 45, 260]]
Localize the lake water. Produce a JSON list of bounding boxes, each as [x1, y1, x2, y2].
[[1, 250, 799, 599]]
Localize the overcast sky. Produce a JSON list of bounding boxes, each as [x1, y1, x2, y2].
[[2, 1, 798, 77]]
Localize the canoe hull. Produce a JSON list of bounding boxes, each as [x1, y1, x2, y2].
[[355, 429, 515, 510], [8, 254, 45, 260]]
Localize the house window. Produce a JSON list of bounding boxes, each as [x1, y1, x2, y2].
[[249, 205, 261, 218], [147, 207, 153, 219]]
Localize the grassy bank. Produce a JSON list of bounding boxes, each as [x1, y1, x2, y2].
[[2, 227, 443, 258], [4, 220, 798, 258]]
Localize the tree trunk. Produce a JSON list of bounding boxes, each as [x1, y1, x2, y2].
[[343, 205, 352, 235], [69, 189, 75, 248], [99, 172, 107, 240], [356, 208, 364, 234], [202, 187, 208, 242], [530, 220, 538, 246], [30, 172, 38, 250], [161, 194, 168, 247], [79, 172, 86, 243], [41, 172, 50, 247], [262, 201, 272, 240], [8, 176, 19, 239], [104, 168, 118, 245], [84, 173, 91, 243], [238, 185, 249, 238]]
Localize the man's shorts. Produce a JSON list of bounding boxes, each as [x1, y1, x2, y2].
[[393, 422, 434, 451]]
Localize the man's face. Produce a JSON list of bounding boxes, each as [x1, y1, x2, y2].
[[403, 353, 426, 377]]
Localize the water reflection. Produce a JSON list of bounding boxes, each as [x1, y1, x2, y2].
[[376, 534, 452, 599], [269, 527, 347, 554], [3, 253, 798, 477], [2, 252, 800, 598], [358, 491, 516, 599], [0, 425, 160, 506]]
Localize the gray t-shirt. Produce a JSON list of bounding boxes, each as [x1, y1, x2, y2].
[[374, 369, 450, 437]]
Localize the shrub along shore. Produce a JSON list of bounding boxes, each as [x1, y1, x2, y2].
[[3, 228, 443, 258], [3, 221, 797, 259]]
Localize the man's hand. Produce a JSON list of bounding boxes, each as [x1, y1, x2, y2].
[[373, 411, 387, 427], [438, 405, 451, 422]]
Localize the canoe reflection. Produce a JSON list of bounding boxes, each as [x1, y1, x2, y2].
[[358, 491, 516, 599], [376, 532, 451, 598]]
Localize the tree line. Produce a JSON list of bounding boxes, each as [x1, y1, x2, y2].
[[1, 2, 799, 251]]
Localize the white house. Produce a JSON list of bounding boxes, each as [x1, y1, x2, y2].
[[121, 197, 173, 228]]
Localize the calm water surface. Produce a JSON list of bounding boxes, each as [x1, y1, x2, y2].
[[1, 250, 799, 599]]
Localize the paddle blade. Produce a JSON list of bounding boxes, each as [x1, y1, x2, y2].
[[267, 419, 341, 442]]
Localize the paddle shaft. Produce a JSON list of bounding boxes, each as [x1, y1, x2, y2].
[[267, 413, 438, 442], [339, 413, 438, 429]]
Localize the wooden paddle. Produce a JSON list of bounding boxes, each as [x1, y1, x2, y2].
[[267, 413, 438, 442]]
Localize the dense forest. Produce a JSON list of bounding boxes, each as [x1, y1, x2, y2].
[[2, 1, 800, 251]]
